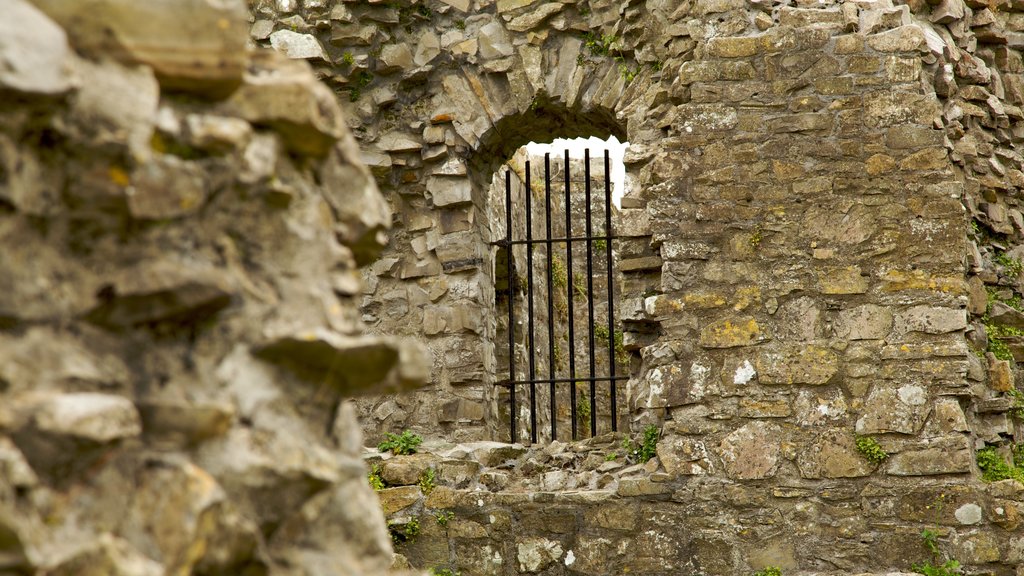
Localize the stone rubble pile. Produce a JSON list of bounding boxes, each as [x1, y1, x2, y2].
[[0, 0, 428, 574]]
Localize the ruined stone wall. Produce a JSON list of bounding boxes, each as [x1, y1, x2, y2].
[[0, 1, 426, 573], [248, 0, 1024, 573]]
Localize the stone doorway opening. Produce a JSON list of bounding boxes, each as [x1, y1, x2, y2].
[[488, 134, 631, 444]]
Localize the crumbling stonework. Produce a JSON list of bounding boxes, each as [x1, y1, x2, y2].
[[248, 0, 1024, 573], [0, 0, 425, 574]]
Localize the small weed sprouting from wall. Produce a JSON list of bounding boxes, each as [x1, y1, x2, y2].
[[429, 568, 460, 576], [855, 435, 888, 466], [368, 464, 385, 491], [349, 70, 373, 102], [378, 430, 423, 455], [1008, 389, 1024, 421], [994, 252, 1023, 278], [572, 272, 588, 301], [976, 446, 1024, 484], [752, 567, 782, 576], [622, 424, 660, 463], [576, 392, 591, 435], [594, 323, 629, 366], [388, 517, 420, 546], [418, 468, 436, 495], [911, 529, 961, 576], [434, 510, 455, 527]]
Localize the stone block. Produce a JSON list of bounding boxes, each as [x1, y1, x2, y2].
[[379, 453, 439, 486], [377, 486, 422, 516], [32, 0, 249, 97], [856, 384, 929, 434], [835, 304, 894, 340], [797, 429, 874, 478], [699, 316, 763, 348], [428, 176, 472, 207], [893, 306, 967, 335], [887, 436, 973, 476], [756, 344, 839, 385], [656, 434, 712, 476], [718, 421, 781, 480]]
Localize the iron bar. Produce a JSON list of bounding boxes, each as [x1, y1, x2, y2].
[[584, 150, 597, 437], [505, 169, 516, 443], [525, 161, 537, 444], [544, 153, 557, 442], [564, 149, 578, 441], [604, 150, 617, 432]]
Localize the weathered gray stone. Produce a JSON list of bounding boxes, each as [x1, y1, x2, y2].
[[656, 434, 712, 475], [0, 0, 76, 96], [856, 384, 929, 434], [756, 344, 838, 385], [517, 537, 563, 572], [128, 155, 207, 219], [269, 29, 328, 61], [893, 306, 967, 334], [254, 328, 427, 396], [835, 304, 894, 340], [719, 421, 781, 480], [797, 429, 873, 478], [429, 176, 472, 207], [31, 0, 249, 97], [223, 50, 344, 156]]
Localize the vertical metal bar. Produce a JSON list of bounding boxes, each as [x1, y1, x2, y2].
[[585, 149, 597, 437], [544, 153, 556, 442], [505, 169, 516, 443], [604, 150, 617, 432], [525, 161, 537, 445], [564, 149, 577, 441]]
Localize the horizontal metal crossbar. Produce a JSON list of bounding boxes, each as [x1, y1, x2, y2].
[[490, 235, 617, 247], [495, 375, 630, 388]]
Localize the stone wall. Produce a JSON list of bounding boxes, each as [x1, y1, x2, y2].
[[183, 0, 1024, 573], [0, 0, 426, 574]]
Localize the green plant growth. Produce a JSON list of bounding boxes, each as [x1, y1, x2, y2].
[[368, 464, 385, 491], [911, 529, 962, 576], [341, 52, 355, 66], [752, 568, 782, 576], [348, 70, 373, 102], [995, 252, 1023, 278], [388, 517, 420, 546], [976, 446, 1024, 484], [551, 256, 568, 289], [594, 323, 629, 366], [593, 237, 607, 252], [749, 228, 763, 249], [605, 451, 617, 461], [1008, 388, 1024, 420], [454, 19, 466, 30], [572, 272, 588, 301], [418, 467, 436, 495], [1014, 443, 1024, 468], [622, 424, 660, 463], [378, 430, 423, 455], [855, 435, 888, 466], [434, 510, 455, 527], [583, 33, 617, 56], [429, 569, 460, 576], [576, 392, 592, 435], [980, 311, 1024, 362]]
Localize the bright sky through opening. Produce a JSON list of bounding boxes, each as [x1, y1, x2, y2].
[[524, 136, 629, 209]]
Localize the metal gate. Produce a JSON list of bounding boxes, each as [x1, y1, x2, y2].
[[495, 149, 626, 444]]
